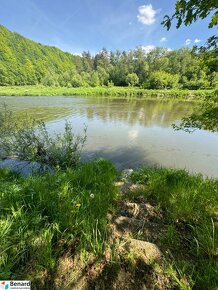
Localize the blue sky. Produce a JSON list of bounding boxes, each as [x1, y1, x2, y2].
[[0, 0, 216, 54]]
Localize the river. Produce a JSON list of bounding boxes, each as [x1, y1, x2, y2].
[[0, 95, 218, 178]]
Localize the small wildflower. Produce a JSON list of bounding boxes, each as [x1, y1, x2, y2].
[[90, 193, 94, 199], [76, 203, 81, 208]]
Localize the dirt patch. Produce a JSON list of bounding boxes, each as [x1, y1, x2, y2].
[[110, 195, 164, 243], [33, 181, 174, 289]]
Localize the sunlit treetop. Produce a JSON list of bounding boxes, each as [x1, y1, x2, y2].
[[162, 0, 218, 29], [162, 0, 218, 48]]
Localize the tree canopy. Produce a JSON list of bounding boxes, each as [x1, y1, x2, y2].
[[162, 0, 218, 132], [0, 25, 217, 91], [162, 0, 218, 48], [162, 0, 218, 28]]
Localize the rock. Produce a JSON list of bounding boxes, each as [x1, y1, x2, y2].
[[114, 181, 125, 187], [0, 159, 54, 176], [120, 201, 162, 220], [129, 183, 145, 192], [113, 215, 144, 236], [115, 181, 145, 195], [122, 168, 134, 176], [129, 239, 162, 264], [121, 169, 134, 181], [120, 202, 140, 218]]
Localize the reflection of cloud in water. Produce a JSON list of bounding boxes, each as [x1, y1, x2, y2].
[[82, 146, 155, 170], [128, 129, 139, 141], [2, 96, 217, 177]]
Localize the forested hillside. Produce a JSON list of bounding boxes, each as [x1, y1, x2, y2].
[[0, 25, 217, 89]]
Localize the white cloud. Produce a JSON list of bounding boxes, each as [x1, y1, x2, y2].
[[128, 129, 139, 141], [194, 38, 201, 43], [137, 4, 157, 25], [141, 45, 155, 54], [185, 39, 191, 45], [160, 37, 167, 42]]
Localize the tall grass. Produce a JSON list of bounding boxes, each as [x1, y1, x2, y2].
[[131, 168, 218, 289], [1, 163, 217, 288], [0, 159, 117, 280], [0, 85, 215, 99]]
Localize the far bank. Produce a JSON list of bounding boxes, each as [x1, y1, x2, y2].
[[0, 85, 216, 100]]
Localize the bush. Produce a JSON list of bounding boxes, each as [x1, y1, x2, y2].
[[41, 74, 58, 87], [149, 71, 179, 89], [126, 73, 139, 87], [0, 107, 87, 169], [71, 74, 84, 87]]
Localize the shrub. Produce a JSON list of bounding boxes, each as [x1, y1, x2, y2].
[[0, 107, 87, 169], [126, 73, 139, 87], [149, 71, 179, 89]]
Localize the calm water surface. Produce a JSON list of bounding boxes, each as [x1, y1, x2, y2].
[[1, 96, 218, 178]]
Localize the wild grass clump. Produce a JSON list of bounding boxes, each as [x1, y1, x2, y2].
[[0, 159, 117, 280], [131, 167, 218, 289]]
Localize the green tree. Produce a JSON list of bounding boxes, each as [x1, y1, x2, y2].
[[71, 74, 84, 87], [89, 72, 100, 87], [126, 73, 139, 87], [94, 48, 110, 71], [81, 51, 93, 72], [97, 66, 109, 86], [174, 94, 218, 132], [24, 59, 37, 85], [146, 48, 170, 72], [208, 72, 218, 87], [133, 47, 148, 84], [149, 71, 179, 89], [42, 74, 57, 87], [0, 64, 8, 85], [162, 1, 218, 132], [162, 0, 218, 48]]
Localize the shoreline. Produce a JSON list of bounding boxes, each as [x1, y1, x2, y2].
[[0, 85, 215, 100]]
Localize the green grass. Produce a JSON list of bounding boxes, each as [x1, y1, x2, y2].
[[0, 163, 217, 289], [0, 85, 215, 99], [131, 167, 218, 290], [0, 159, 117, 281]]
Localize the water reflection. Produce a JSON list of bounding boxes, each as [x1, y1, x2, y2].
[[82, 146, 155, 169], [74, 99, 194, 127], [75, 98, 196, 128], [0, 96, 77, 122], [0, 96, 217, 178], [0, 96, 196, 127]]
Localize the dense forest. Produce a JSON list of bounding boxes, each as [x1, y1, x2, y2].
[[0, 25, 217, 89]]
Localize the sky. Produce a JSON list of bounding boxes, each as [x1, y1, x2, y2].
[[0, 0, 216, 55]]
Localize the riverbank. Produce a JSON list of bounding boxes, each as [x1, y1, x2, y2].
[[0, 85, 216, 99], [0, 161, 217, 289]]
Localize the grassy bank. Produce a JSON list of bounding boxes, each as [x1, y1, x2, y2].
[[0, 162, 217, 289], [0, 85, 216, 99], [131, 167, 218, 289], [0, 160, 117, 285]]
